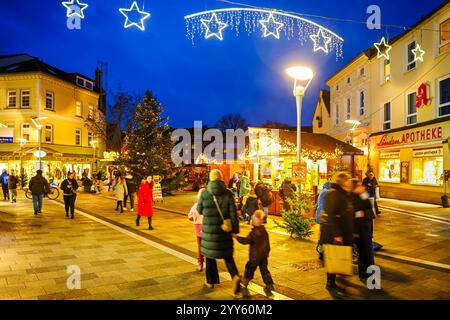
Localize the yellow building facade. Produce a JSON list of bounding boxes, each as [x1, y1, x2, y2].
[[0, 54, 106, 182], [314, 3, 450, 204]]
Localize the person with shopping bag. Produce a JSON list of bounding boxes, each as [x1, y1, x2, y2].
[[321, 172, 354, 292]]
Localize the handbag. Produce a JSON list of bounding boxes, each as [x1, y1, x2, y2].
[[212, 195, 232, 233], [323, 244, 353, 275]]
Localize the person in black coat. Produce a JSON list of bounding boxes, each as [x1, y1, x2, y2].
[[350, 179, 376, 281], [60, 172, 79, 219], [197, 169, 241, 294], [322, 172, 353, 291], [124, 172, 137, 212], [362, 171, 381, 214]]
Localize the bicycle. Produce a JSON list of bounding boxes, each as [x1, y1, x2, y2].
[[24, 186, 60, 200]]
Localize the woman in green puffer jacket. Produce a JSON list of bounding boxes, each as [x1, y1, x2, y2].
[[197, 169, 241, 294]]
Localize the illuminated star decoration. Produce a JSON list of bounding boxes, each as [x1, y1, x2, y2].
[[412, 43, 425, 62], [119, 1, 151, 31], [62, 0, 89, 19], [201, 13, 228, 40], [374, 37, 392, 60], [259, 13, 284, 39], [310, 28, 332, 53]]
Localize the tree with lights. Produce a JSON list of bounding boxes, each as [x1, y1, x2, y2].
[[116, 91, 173, 181]]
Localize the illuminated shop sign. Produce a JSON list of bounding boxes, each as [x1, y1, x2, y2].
[[377, 126, 443, 147], [415, 83, 431, 109], [380, 151, 400, 159], [412, 148, 443, 158]]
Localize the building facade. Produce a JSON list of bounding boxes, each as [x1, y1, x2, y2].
[[0, 54, 106, 182], [313, 2, 450, 204]]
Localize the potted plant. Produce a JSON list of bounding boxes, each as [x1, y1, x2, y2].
[[441, 170, 450, 208]]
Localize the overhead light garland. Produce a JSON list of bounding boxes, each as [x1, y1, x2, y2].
[[62, 0, 89, 19], [374, 37, 392, 60], [185, 8, 344, 60], [412, 43, 425, 62], [119, 1, 151, 31], [201, 13, 229, 40]]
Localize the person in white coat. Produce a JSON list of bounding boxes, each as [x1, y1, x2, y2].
[[112, 175, 128, 213]]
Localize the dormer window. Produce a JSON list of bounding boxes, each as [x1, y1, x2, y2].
[[76, 76, 94, 91], [347, 77, 351, 84]]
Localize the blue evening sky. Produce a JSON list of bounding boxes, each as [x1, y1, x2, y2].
[[0, 0, 444, 128]]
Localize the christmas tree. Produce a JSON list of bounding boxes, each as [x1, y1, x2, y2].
[[116, 91, 174, 181]]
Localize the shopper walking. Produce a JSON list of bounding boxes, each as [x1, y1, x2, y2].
[[188, 197, 204, 271], [238, 171, 251, 199], [197, 169, 241, 294], [234, 210, 274, 297], [315, 181, 332, 260], [322, 172, 353, 291], [60, 172, 79, 219], [279, 177, 295, 211], [350, 179, 376, 281], [255, 181, 274, 224], [28, 170, 50, 215], [8, 169, 18, 203], [1, 169, 9, 201], [136, 176, 154, 230], [124, 171, 137, 212], [242, 183, 261, 224], [363, 171, 381, 214], [112, 174, 128, 213]]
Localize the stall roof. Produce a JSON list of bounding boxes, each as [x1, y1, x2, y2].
[[279, 130, 364, 156]]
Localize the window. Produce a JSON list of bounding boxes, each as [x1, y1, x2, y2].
[[334, 104, 339, 125], [76, 76, 94, 91], [411, 149, 443, 186], [75, 129, 81, 146], [347, 77, 351, 84], [383, 102, 391, 131], [378, 153, 400, 183], [439, 18, 450, 55], [346, 98, 351, 120], [407, 92, 417, 125], [21, 123, 30, 141], [75, 101, 82, 117], [7, 90, 17, 108], [20, 90, 30, 108], [45, 91, 54, 110], [382, 59, 391, 83], [438, 77, 450, 117], [336, 84, 339, 91], [88, 132, 93, 145], [359, 91, 365, 116], [44, 124, 53, 143], [88, 105, 94, 119], [406, 41, 417, 71], [360, 67, 365, 77]]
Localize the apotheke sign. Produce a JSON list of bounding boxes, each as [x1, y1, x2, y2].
[[377, 126, 443, 147]]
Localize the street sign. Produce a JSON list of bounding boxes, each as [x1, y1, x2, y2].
[[0, 127, 13, 143]]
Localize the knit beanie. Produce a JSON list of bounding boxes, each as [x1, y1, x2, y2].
[[209, 169, 223, 182]]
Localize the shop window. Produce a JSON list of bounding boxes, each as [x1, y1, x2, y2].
[[45, 91, 54, 110], [75, 101, 82, 117], [21, 123, 30, 141], [379, 157, 400, 183], [407, 92, 417, 125], [7, 90, 17, 108], [411, 157, 443, 186], [346, 98, 351, 120], [439, 18, 450, 55], [438, 77, 450, 117], [335, 104, 340, 125], [406, 41, 417, 71], [75, 129, 81, 146], [383, 102, 391, 131], [21, 89, 30, 108], [359, 91, 365, 116], [44, 124, 53, 143]]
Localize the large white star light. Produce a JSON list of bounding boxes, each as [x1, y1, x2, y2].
[[62, 0, 89, 19], [119, 1, 151, 31], [310, 28, 332, 53], [374, 37, 392, 60], [412, 43, 425, 62], [201, 13, 228, 40], [259, 13, 284, 39]]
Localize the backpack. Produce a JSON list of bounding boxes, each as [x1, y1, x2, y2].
[[259, 185, 274, 207]]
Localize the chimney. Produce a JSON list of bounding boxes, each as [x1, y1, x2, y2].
[[95, 68, 102, 89]]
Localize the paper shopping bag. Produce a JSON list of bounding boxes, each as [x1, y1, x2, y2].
[[323, 244, 353, 275]]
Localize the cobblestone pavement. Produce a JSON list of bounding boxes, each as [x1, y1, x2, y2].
[[1, 190, 449, 300]]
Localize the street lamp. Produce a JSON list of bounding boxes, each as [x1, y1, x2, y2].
[[90, 140, 98, 175], [286, 66, 314, 192], [17, 138, 28, 176], [345, 119, 361, 146], [31, 116, 47, 170]]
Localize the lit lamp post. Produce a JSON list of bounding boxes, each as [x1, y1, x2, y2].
[[286, 66, 314, 192], [31, 116, 47, 170], [345, 119, 361, 146], [90, 140, 98, 175], [17, 138, 28, 176]]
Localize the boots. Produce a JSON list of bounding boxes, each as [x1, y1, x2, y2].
[[232, 275, 241, 295], [263, 284, 274, 297], [136, 215, 140, 226], [148, 217, 154, 230]]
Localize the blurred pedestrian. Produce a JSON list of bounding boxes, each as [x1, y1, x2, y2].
[[29, 170, 50, 215], [234, 210, 274, 297], [124, 171, 137, 212], [112, 174, 128, 213], [188, 195, 204, 271], [255, 181, 274, 224], [279, 177, 295, 211], [197, 169, 241, 294], [242, 182, 261, 224], [315, 181, 332, 260], [363, 171, 381, 214], [136, 176, 154, 230], [60, 172, 79, 219], [7, 169, 18, 203], [322, 172, 353, 291], [1, 169, 9, 201], [238, 171, 251, 199]]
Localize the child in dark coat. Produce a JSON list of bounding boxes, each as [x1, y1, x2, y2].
[[234, 210, 274, 297]]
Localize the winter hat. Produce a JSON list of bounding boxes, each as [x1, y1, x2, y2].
[[209, 169, 223, 182]]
